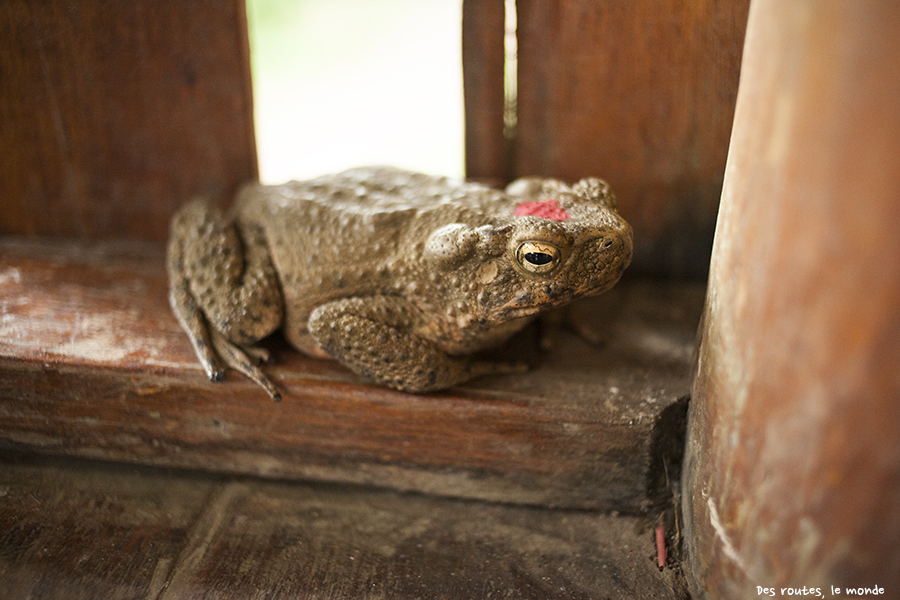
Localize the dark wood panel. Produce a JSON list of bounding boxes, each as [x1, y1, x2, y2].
[[0, 0, 257, 241], [514, 0, 749, 277], [463, 0, 508, 183], [0, 452, 690, 600], [0, 236, 702, 511], [684, 0, 900, 597]]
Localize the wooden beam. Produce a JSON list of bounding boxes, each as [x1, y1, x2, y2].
[[0, 236, 701, 512]]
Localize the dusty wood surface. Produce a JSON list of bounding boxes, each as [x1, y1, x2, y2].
[[0, 236, 702, 511], [0, 451, 690, 600], [512, 0, 749, 277], [0, 0, 257, 242], [684, 1, 900, 597]]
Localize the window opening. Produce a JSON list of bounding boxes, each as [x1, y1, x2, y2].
[[246, 0, 465, 183], [503, 0, 517, 141]]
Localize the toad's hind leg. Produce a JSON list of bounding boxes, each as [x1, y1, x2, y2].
[[167, 199, 284, 400]]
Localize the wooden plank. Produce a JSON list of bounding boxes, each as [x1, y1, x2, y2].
[[0, 452, 690, 599], [0, 0, 257, 242], [0, 453, 214, 600], [514, 0, 750, 277], [0, 236, 702, 511], [462, 0, 508, 183], [683, 1, 900, 597]]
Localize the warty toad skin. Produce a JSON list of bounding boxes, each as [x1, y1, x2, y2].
[[168, 166, 633, 399]]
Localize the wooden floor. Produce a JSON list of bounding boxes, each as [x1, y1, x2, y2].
[[0, 451, 689, 599]]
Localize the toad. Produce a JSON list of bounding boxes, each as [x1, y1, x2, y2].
[[168, 167, 632, 399]]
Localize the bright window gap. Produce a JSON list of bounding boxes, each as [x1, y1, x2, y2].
[[246, 0, 465, 184], [503, 0, 517, 141]]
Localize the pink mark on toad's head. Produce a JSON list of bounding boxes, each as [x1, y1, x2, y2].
[[513, 198, 570, 221]]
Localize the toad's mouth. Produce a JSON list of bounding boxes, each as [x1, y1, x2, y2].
[[493, 277, 623, 320]]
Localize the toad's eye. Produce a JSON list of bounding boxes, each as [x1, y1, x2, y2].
[[516, 241, 561, 274]]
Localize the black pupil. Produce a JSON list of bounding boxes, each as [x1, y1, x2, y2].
[[524, 252, 553, 266]]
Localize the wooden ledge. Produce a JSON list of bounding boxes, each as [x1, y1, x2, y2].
[[0, 236, 703, 511]]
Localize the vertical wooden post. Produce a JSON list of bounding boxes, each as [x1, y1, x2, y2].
[[463, 0, 508, 184], [514, 0, 749, 277], [0, 0, 257, 242], [684, 1, 900, 596]]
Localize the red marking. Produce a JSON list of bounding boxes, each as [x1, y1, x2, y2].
[[514, 198, 570, 221], [655, 523, 667, 569]]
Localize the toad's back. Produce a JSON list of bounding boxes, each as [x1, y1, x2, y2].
[[239, 166, 507, 220], [232, 167, 512, 317]]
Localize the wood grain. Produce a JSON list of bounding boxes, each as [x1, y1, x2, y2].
[[0, 452, 690, 599], [684, 1, 900, 596], [514, 0, 749, 277], [0, 454, 212, 600], [0, 0, 257, 242], [0, 237, 702, 512], [463, 0, 508, 183]]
